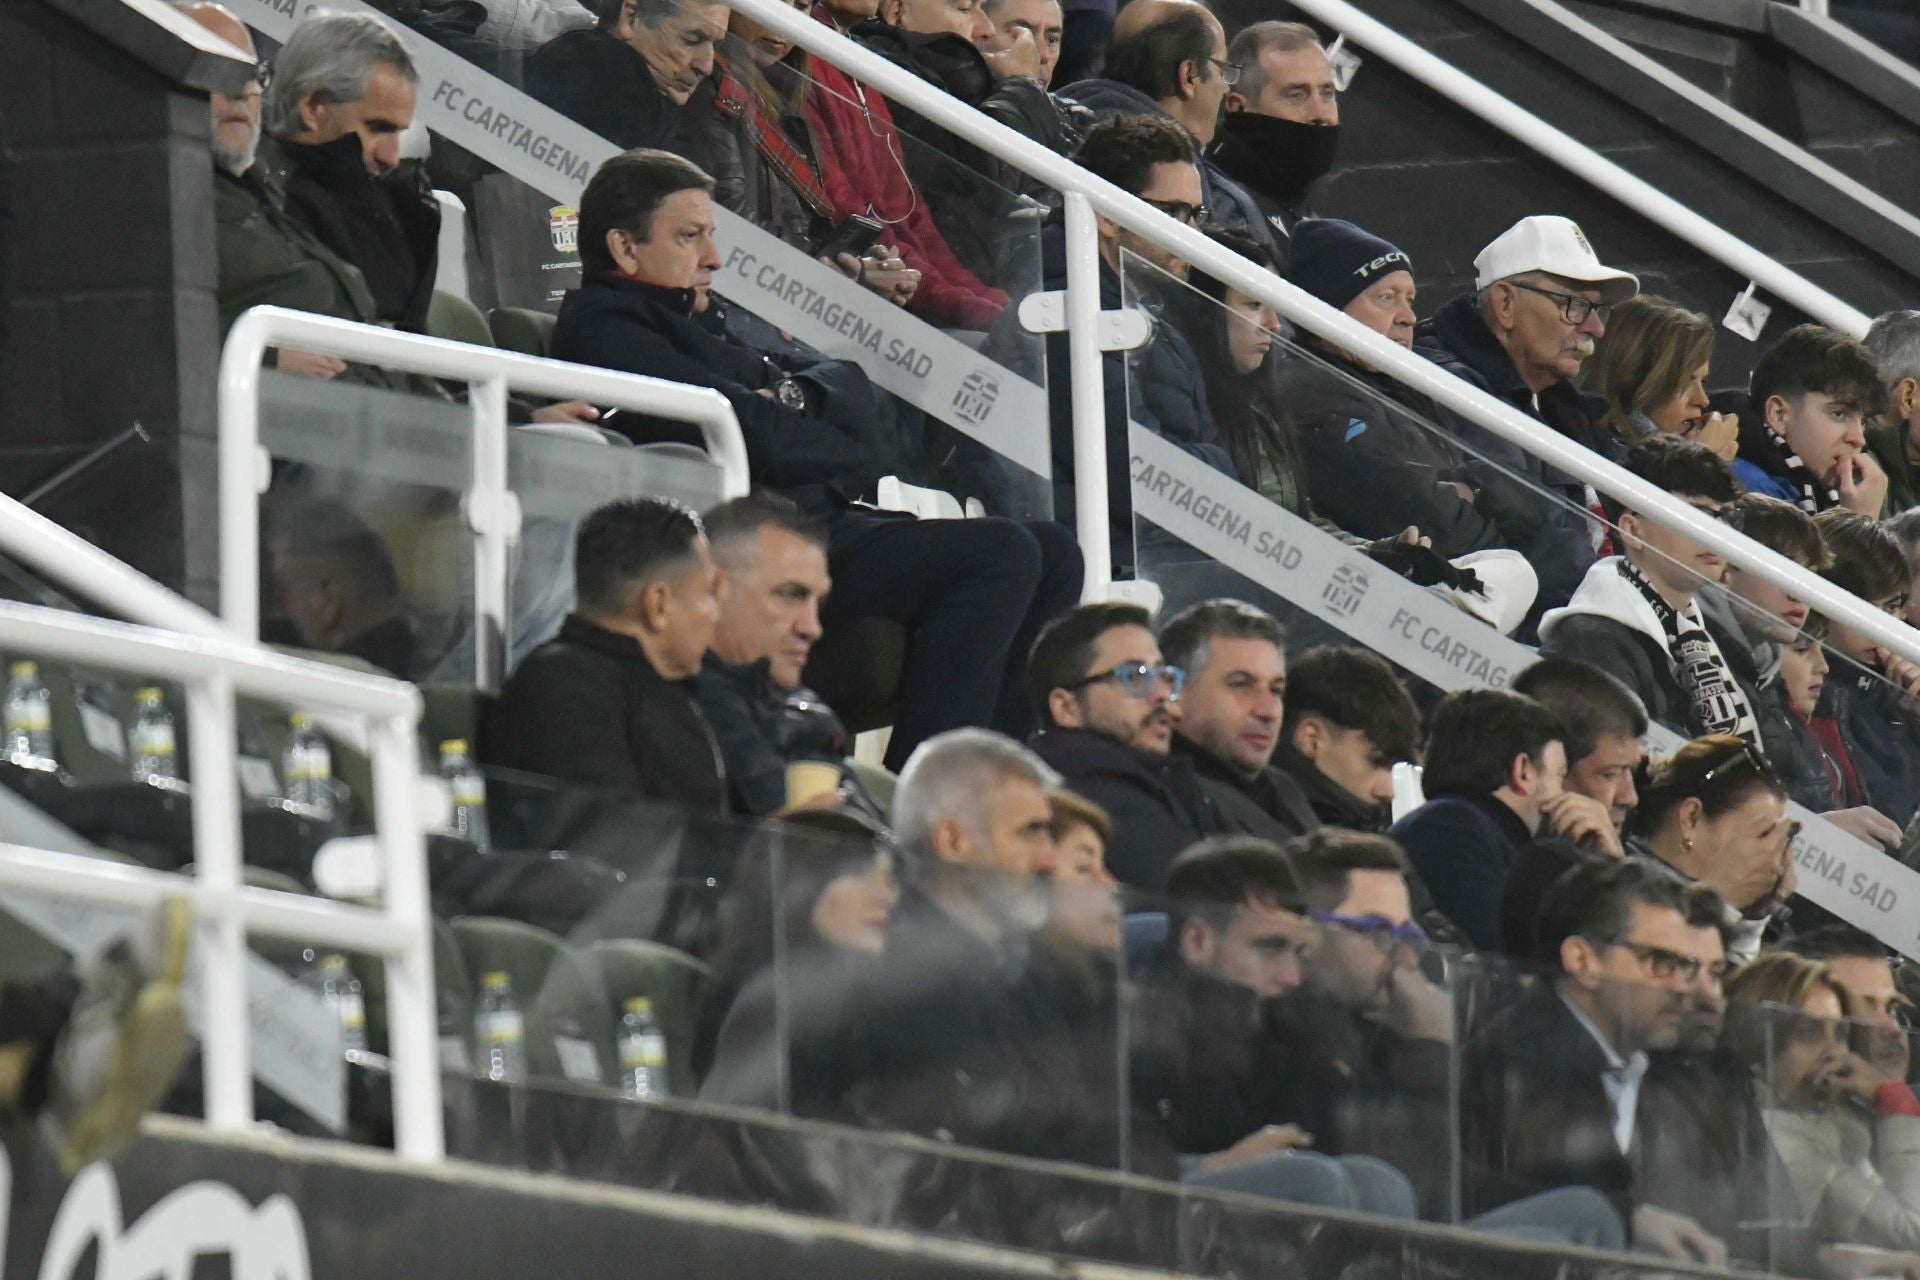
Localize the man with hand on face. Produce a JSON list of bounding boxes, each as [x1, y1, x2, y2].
[[695, 494, 857, 817], [1390, 688, 1570, 951], [1419, 216, 1639, 636], [531, 0, 725, 149], [1207, 22, 1340, 248], [1027, 602, 1220, 889], [853, 0, 1089, 287], [1735, 324, 1889, 517], [1158, 600, 1319, 842], [483, 497, 727, 809]]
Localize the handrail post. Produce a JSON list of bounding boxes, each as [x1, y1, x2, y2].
[[468, 375, 514, 690], [369, 711, 443, 1160], [217, 316, 269, 641], [187, 672, 253, 1130], [1063, 193, 1113, 601]]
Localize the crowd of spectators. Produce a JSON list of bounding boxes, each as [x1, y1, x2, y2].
[[145, 0, 1920, 1271]]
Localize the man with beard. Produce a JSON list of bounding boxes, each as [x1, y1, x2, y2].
[[1207, 22, 1339, 253], [1027, 601, 1221, 889]]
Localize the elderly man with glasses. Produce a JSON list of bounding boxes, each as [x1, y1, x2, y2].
[[1418, 215, 1641, 640], [1027, 601, 1223, 889]]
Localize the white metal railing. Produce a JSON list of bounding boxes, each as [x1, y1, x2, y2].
[[721, 0, 1920, 673], [1291, 0, 1879, 338], [218, 307, 752, 684], [0, 498, 228, 642], [0, 601, 442, 1159]]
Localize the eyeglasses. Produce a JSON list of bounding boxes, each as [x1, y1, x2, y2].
[[1508, 281, 1612, 327], [1204, 56, 1243, 86], [1695, 743, 1770, 790], [1143, 198, 1209, 227], [1309, 911, 1430, 953], [1606, 939, 1722, 985], [1064, 661, 1186, 700]]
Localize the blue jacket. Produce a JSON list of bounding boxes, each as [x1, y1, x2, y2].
[[1729, 458, 1800, 503], [1390, 792, 1534, 952], [1416, 294, 1618, 637]]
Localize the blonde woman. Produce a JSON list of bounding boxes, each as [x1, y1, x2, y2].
[[1582, 295, 1738, 461]]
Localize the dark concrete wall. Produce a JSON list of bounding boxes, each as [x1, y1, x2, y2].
[[0, 0, 220, 608]]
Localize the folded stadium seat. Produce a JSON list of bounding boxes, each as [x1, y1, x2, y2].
[[580, 938, 716, 1097], [451, 915, 605, 1086], [42, 664, 141, 786], [426, 290, 494, 349], [241, 865, 321, 974], [488, 307, 556, 360], [349, 917, 475, 1067]]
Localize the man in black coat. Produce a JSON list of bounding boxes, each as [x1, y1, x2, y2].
[[552, 150, 1082, 770], [1157, 600, 1318, 842], [1027, 602, 1219, 889], [529, 0, 724, 150], [1416, 216, 1638, 636], [1208, 21, 1341, 253], [482, 496, 728, 811], [257, 12, 439, 336], [1273, 646, 1422, 833], [1462, 857, 1729, 1264], [695, 493, 856, 816]]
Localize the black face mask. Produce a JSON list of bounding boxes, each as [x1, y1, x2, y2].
[[1215, 111, 1341, 205]]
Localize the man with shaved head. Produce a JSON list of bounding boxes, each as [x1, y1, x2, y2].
[[1059, 0, 1276, 254]]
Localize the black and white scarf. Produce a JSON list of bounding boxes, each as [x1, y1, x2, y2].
[[1619, 560, 1763, 749], [1756, 425, 1838, 514]]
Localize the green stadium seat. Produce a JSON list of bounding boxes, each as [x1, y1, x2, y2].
[[427, 290, 495, 349], [489, 307, 555, 360]]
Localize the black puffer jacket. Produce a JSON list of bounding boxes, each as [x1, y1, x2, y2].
[[1028, 726, 1220, 890], [694, 654, 848, 817], [1275, 346, 1506, 559], [268, 134, 441, 335], [681, 57, 829, 253], [1822, 674, 1920, 827], [481, 614, 728, 812], [1417, 293, 1617, 633], [528, 28, 686, 151]]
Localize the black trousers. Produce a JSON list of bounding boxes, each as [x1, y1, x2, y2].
[[823, 513, 1083, 770]]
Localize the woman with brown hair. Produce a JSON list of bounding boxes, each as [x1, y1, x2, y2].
[[1725, 953, 1920, 1259], [1582, 295, 1739, 461]]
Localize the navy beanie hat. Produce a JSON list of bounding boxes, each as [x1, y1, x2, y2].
[[1288, 218, 1412, 309]]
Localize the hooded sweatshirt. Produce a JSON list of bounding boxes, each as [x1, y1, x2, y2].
[[1538, 556, 1694, 734]]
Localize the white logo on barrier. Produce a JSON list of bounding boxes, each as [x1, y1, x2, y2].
[[0, 1151, 311, 1280]]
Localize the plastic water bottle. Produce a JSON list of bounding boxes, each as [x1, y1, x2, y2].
[[313, 953, 368, 1054], [130, 686, 178, 783], [475, 971, 526, 1083], [4, 661, 55, 770], [618, 996, 668, 1100], [439, 739, 490, 853], [283, 713, 335, 819]]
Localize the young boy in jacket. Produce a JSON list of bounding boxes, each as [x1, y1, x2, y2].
[[1539, 436, 1758, 750]]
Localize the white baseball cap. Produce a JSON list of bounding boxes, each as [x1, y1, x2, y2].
[[1473, 216, 1639, 305]]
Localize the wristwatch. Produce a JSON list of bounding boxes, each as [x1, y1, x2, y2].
[[764, 358, 808, 410]]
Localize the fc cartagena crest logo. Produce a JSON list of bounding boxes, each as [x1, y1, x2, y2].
[[548, 206, 579, 255]]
